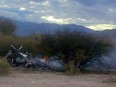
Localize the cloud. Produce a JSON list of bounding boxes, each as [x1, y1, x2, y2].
[[0, 0, 116, 30], [41, 16, 71, 24], [87, 24, 116, 31], [29, 0, 49, 5], [76, 0, 116, 6], [29, 0, 47, 2], [19, 7, 26, 11], [0, 5, 9, 8]]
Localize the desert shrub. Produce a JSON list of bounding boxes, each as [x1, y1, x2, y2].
[[17, 36, 39, 55], [0, 57, 10, 75], [0, 18, 16, 35], [38, 29, 112, 74], [0, 35, 39, 56], [0, 35, 14, 56]]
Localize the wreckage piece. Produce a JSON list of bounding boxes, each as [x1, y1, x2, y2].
[[31, 56, 64, 71], [46, 56, 64, 71], [25, 56, 48, 70], [6, 45, 32, 67], [24, 56, 64, 71]]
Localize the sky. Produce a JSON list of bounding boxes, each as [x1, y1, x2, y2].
[[0, 0, 116, 31]]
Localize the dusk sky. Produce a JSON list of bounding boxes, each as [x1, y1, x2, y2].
[[0, 0, 116, 30]]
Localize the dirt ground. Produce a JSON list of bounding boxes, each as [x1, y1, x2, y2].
[[0, 70, 116, 87]]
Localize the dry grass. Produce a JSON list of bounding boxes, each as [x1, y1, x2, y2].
[[0, 57, 10, 75]]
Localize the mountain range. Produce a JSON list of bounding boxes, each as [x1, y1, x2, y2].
[[13, 20, 94, 36], [13, 20, 116, 41], [0, 16, 116, 40], [96, 29, 116, 40]]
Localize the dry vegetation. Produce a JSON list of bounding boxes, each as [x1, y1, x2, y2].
[[0, 35, 39, 56], [0, 57, 10, 75]]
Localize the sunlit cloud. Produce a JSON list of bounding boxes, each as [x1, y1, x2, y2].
[[29, 1, 37, 5], [42, 1, 49, 5], [41, 16, 71, 24], [87, 24, 116, 31], [29, 0, 49, 6], [19, 7, 26, 11]]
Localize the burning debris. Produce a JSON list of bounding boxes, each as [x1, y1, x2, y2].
[[5, 45, 64, 71], [5, 45, 116, 72]]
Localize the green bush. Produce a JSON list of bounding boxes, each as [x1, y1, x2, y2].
[[38, 29, 112, 74], [0, 57, 10, 75]]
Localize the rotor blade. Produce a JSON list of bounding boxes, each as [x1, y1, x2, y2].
[[11, 45, 18, 52], [18, 45, 23, 51]]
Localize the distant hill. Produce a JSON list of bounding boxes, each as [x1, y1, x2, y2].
[[96, 29, 116, 40], [13, 20, 95, 36], [10, 20, 116, 41], [1, 16, 116, 40]]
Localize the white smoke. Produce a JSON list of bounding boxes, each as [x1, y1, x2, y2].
[[85, 48, 116, 71]]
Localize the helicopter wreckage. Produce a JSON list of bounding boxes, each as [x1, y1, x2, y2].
[[5, 45, 115, 72], [5, 45, 64, 71]]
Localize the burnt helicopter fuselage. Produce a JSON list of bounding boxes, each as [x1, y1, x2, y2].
[[5, 45, 31, 67], [5, 45, 64, 71]]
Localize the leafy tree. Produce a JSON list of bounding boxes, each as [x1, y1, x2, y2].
[[39, 29, 112, 73], [0, 18, 16, 35]]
